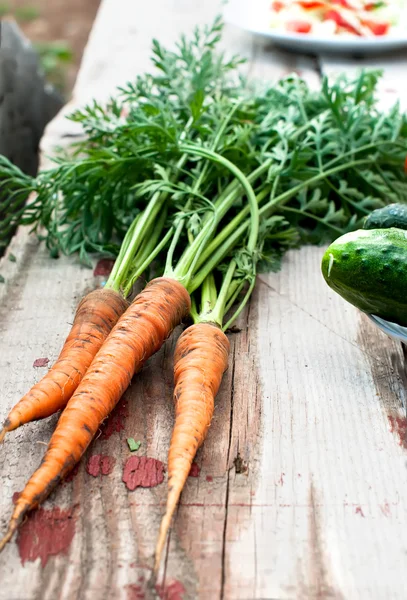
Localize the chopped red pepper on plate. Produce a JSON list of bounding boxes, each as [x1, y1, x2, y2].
[[286, 19, 312, 33], [297, 1, 326, 9], [271, 1, 284, 11], [268, 0, 395, 38], [361, 19, 389, 35], [331, 0, 353, 8], [331, 0, 353, 10], [324, 9, 362, 35]]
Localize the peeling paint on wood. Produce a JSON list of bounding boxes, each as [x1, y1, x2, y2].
[[123, 457, 165, 490], [86, 454, 116, 477], [17, 506, 76, 567]]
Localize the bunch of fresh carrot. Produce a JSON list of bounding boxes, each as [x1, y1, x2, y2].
[[0, 136, 269, 562], [1, 17, 407, 573]]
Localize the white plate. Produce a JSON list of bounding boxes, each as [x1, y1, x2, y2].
[[223, 0, 407, 55]]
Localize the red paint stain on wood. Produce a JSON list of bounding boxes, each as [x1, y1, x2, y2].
[[101, 398, 129, 439], [125, 584, 145, 600], [33, 357, 49, 368], [123, 456, 165, 491], [387, 415, 407, 449], [64, 463, 80, 483], [278, 472, 285, 486], [12, 491, 21, 504], [156, 580, 185, 600], [86, 454, 116, 477], [188, 463, 200, 477], [17, 507, 76, 567], [93, 258, 115, 277], [355, 506, 365, 517], [206, 475, 213, 482]]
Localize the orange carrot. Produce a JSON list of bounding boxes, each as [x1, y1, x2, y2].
[[155, 322, 230, 570], [0, 288, 128, 443], [0, 277, 190, 551]]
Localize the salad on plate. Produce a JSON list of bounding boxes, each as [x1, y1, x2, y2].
[[269, 0, 407, 37]]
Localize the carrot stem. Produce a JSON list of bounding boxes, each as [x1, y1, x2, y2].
[[164, 103, 242, 277], [201, 273, 218, 315], [224, 279, 246, 315], [204, 260, 236, 327], [132, 206, 168, 268], [170, 144, 259, 287], [222, 277, 256, 332], [106, 190, 167, 292], [105, 213, 142, 290], [179, 144, 259, 253], [193, 186, 270, 279], [123, 227, 174, 297]]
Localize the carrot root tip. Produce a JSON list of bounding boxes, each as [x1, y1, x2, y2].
[[154, 519, 170, 573], [0, 428, 7, 444], [154, 491, 181, 573], [0, 523, 17, 552]]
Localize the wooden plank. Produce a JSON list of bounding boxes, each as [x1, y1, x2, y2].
[[1, 2, 407, 600], [222, 247, 407, 599]]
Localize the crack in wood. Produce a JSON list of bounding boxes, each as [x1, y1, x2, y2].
[[220, 340, 237, 600], [306, 481, 343, 600]]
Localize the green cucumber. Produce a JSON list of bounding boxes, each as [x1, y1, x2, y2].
[[321, 228, 407, 326], [364, 203, 407, 231]]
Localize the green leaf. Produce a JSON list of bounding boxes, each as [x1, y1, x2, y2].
[[127, 438, 141, 452], [189, 89, 205, 121]]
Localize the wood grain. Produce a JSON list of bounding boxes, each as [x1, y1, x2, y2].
[[1, 1, 407, 599]]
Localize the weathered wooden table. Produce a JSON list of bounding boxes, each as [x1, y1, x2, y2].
[[1, 2, 407, 599]]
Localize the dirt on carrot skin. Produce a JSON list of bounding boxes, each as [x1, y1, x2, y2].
[[122, 457, 165, 491]]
